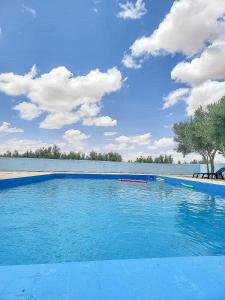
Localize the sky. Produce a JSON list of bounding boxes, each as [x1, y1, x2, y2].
[[0, 0, 225, 162]]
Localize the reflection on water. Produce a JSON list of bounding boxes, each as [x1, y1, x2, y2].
[[176, 191, 225, 255], [0, 179, 225, 265]]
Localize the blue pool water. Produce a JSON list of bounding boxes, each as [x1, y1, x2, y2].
[[0, 178, 225, 266]]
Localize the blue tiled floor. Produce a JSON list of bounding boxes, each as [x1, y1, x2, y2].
[[0, 256, 225, 299]]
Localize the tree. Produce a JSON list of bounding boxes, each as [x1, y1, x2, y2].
[[173, 106, 219, 172], [135, 155, 173, 164], [209, 96, 225, 158], [0, 147, 122, 162], [135, 156, 154, 163]]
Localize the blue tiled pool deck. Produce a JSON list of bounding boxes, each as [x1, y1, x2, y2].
[[1, 173, 225, 299], [1, 256, 225, 299]]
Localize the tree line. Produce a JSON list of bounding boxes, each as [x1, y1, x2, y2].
[[173, 96, 225, 173], [135, 155, 173, 164], [1, 146, 122, 162], [1, 148, 175, 164]]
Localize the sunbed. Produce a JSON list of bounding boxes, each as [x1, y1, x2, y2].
[[193, 167, 225, 179]]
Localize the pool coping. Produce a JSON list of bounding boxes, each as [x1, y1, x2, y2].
[[0, 256, 225, 299]]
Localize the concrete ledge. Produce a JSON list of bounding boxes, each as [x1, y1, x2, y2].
[[165, 175, 225, 186], [0, 256, 225, 299]]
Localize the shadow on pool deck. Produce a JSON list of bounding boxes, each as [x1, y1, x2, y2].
[[0, 256, 225, 300]]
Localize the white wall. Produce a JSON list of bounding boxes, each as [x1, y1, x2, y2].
[[0, 157, 202, 175]]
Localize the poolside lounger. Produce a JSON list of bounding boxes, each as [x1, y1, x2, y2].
[[193, 167, 225, 179]]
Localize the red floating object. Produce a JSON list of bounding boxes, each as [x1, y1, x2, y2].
[[119, 179, 148, 184]]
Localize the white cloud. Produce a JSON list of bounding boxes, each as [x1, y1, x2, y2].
[[105, 142, 135, 152], [0, 122, 23, 133], [0, 27, 2, 39], [164, 149, 201, 163], [115, 133, 151, 145], [122, 54, 142, 69], [117, 0, 147, 20], [63, 129, 89, 151], [14, 102, 42, 120], [172, 40, 225, 85], [122, 0, 225, 116], [0, 138, 54, 154], [0, 130, 90, 154], [130, 0, 225, 58], [163, 88, 190, 109], [148, 137, 175, 150], [105, 132, 151, 154], [164, 81, 225, 115], [0, 66, 122, 129], [22, 5, 37, 17], [186, 80, 225, 115], [82, 116, 117, 127], [104, 131, 117, 136]]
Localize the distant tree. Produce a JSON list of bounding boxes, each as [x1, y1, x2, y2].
[[135, 155, 173, 164], [5, 150, 12, 157], [135, 156, 154, 163], [0, 146, 122, 162], [12, 150, 19, 157], [52, 145, 61, 159]]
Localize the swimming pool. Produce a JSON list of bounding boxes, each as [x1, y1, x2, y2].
[[0, 175, 225, 266]]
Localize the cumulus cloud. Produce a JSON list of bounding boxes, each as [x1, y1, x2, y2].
[[105, 143, 135, 152], [172, 40, 225, 85], [0, 66, 122, 129], [163, 88, 190, 109], [122, 54, 142, 69], [186, 80, 225, 115], [63, 129, 89, 151], [148, 137, 175, 150], [14, 102, 42, 120], [117, 0, 147, 20], [129, 0, 225, 58], [105, 132, 151, 153], [0, 129, 90, 154], [82, 116, 117, 127], [0, 122, 23, 134], [164, 81, 225, 115], [22, 5, 37, 17], [104, 131, 117, 136], [125, 0, 225, 114], [115, 133, 151, 145], [0, 138, 54, 154]]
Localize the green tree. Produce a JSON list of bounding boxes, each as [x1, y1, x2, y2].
[[0, 147, 122, 162], [209, 96, 225, 158], [173, 106, 219, 172]]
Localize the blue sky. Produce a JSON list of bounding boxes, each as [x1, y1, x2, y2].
[[1, 0, 225, 161]]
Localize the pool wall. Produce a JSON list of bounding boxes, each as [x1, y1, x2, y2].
[[0, 173, 155, 190], [160, 175, 225, 196]]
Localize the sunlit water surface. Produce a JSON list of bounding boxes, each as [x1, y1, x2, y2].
[[0, 179, 225, 265]]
